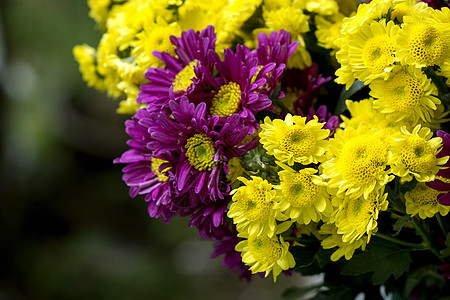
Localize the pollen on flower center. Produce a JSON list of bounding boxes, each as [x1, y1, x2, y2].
[[400, 137, 435, 172], [362, 35, 395, 73], [241, 188, 272, 221], [248, 235, 282, 265], [346, 195, 375, 226], [173, 60, 198, 93], [210, 82, 241, 117], [385, 72, 422, 112], [408, 24, 445, 66], [185, 133, 217, 171], [280, 127, 315, 157], [151, 158, 171, 182], [281, 174, 318, 208], [338, 135, 388, 185]]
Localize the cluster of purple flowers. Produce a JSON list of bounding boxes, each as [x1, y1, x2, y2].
[[114, 25, 338, 277]]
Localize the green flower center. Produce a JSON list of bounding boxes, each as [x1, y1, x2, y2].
[[248, 235, 282, 265], [385, 72, 422, 112], [210, 82, 241, 117], [185, 133, 217, 171], [281, 174, 318, 208], [362, 35, 395, 73], [173, 60, 198, 93], [400, 137, 435, 173]]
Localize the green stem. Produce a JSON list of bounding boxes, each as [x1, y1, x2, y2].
[[436, 214, 447, 236], [412, 218, 445, 263], [374, 232, 426, 249]]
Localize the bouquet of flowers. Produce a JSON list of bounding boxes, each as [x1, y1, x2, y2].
[[74, 0, 450, 298]]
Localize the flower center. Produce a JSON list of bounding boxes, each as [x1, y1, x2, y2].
[[173, 60, 198, 93], [281, 173, 318, 208], [346, 194, 375, 227], [185, 133, 217, 171], [362, 35, 395, 73], [400, 137, 435, 173], [240, 187, 272, 222], [210, 82, 241, 117], [408, 24, 445, 66], [248, 235, 282, 265], [384, 71, 422, 112], [338, 135, 388, 186], [410, 184, 440, 206], [151, 158, 171, 182], [279, 127, 315, 157]]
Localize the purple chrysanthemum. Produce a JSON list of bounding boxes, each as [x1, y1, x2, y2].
[[439, 263, 450, 279], [147, 96, 259, 202], [426, 130, 450, 205], [202, 44, 277, 132], [137, 25, 216, 112], [253, 30, 298, 94], [114, 109, 182, 222], [302, 105, 340, 137]]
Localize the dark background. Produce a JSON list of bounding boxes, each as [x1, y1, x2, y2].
[[0, 1, 308, 299]]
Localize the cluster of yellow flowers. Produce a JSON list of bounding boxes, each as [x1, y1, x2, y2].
[[73, 0, 358, 114], [227, 0, 450, 281]]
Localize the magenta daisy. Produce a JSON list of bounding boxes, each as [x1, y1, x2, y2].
[[137, 25, 216, 112], [114, 109, 182, 223], [252, 30, 298, 94], [203, 44, 277, 132], [148, 96, 259, 202], [426, 130, 450, 206]]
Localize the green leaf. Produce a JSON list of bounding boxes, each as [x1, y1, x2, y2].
[[334, 80, 365, 115], [341, 238, 412, 285], [403, 265, 442, 298], [393, 215, 412, 236], [441, 233, 450, 258]]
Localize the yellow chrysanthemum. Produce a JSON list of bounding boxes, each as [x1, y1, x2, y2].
[[431, 6, 450, 23], [73, 44, 106, 92], [396, 15, 450, 68], [440, 61, 450, 87], [275, 164, 332, 224], [235, 232, 295, 282], [339, 0, 392, 35], [405, 183, 450, 219], [88, 0, 125, 29], [226, 157, 245, 190], [341, 99, 418, 136], [320, 223, 367, 261], [315, 14, 345, 53], [391, 0, 433, 24], [389, 125, 448, 182], [116, 81, 147, 114], [333, 188, 388, 243], [177, 0, 226, 32], [304, 0, 339, 16], [322, 125, 394, 199], [228, 177, 287, 237], [345, 19, 400, 85], [259, 114, 330, 166], [369, 65, 440, 123], [262, 6, 312, 69]]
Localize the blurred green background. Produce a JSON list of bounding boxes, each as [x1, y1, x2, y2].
[[0, 1, 308, 299]]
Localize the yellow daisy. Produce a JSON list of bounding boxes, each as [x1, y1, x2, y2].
[[73, 44, 106, 92], [228, 176, 287, 237], [390, 0, 433, 24], [235, 232, 296, 282], [405, 183, 450, 219], [259, 114, 330, 166], [396, 15, 450, 68], [389, 125, 449, 182], [275, 163, 332, 225], [320, 223, 368, 261], [333, 188, 389, 244], [321, 125, 394, 199], [369, 65, 440, 123], [315, 13, 345, 53], [346, 19, 400, 85]]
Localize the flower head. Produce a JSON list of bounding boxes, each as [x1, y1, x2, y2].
[[320, 223, 367, 261], [322, 126, 394, 199], [137, 26, 216, 111], [276, 164, 332, 224], [259, 114, 330, 166], [389, 125, 448, 182], [235, 232, 295, 282], [228, 176, 287, 237], [405, 182, 450, 219]]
